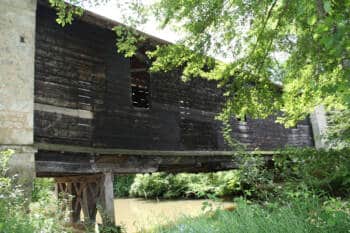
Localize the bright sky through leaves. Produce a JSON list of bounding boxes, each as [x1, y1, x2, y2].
[[51, 0, 350, 129], [86, 0, 180, 43]]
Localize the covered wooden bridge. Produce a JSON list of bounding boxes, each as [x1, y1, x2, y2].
[[0, 0, 319, 227]]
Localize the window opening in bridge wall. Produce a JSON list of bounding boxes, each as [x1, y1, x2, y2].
[[130, 55, 150, 108]]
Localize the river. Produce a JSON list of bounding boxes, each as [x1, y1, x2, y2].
[[96, 198, 234, 233]]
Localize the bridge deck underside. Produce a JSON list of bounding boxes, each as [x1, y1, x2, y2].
[[35, 143, 241, 177]]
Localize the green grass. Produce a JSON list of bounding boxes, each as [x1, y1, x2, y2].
[[147, 197, 350, 233]]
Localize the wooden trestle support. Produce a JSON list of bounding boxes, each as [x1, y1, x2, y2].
[[55, 173, 115, 226]]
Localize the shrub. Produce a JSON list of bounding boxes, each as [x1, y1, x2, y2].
[[129, 171, 241, 199], [324, 109, 350, 149], [122, 148, 350, 201], [234, 147, 350, 201], [213, 171, 241, 197], [237, 153, 276, 200], [163, 174, 190, 199], [275, 147, 350, 197], [114, 175, 135, 197], [150, 196, 350, 233], [32, 178, 55, 201], [130, 173, 170, 198], [0, 149, 72, 233]]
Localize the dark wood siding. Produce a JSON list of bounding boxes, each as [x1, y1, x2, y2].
[[34, 5, 314, 151]]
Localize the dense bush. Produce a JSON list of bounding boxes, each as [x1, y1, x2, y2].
[[150, 196, 350, 233], [136, 147, 350, 233], [127, 152, 275, 200], [129, 171, 241, 199], [324, 109, 350, 149], [235, 153, 275, 200], [233, 147, 350, 201], [114, 175, 135, 197], [130, 173, 184, 199], [275, 147, 350, 197], [32, 178, 55, 201], [0, 150, 71, 233], [124, 147, 350, 201]]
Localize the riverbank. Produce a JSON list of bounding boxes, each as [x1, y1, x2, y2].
[[148, 196, 350, 233], [97, 198, 234, 233]]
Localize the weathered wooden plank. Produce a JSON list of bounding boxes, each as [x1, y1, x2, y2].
[[35, 104, 93, 119], [35, 152, 239, 176], [35, 159, 238, 175], [35, 143, 238, 156], [35, 143, 278, 157], [36, 161, 96, 174]]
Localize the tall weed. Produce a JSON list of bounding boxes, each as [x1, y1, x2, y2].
[[150, 196, 350, 233], [0, 149, 71, 233]]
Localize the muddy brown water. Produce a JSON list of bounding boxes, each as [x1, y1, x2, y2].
[[96, 198, 234, 233]]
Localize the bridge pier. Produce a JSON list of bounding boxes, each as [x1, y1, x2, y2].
[[310, 105, 328, 149], [55, 173, 115, 226], [0, 0, 37, 199]]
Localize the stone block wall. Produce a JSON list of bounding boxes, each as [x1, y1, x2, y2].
[[0, 0, 37, 194]]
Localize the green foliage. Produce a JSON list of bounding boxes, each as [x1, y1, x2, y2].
[[113, 26, 145, 58], [275, 147, 350, 197], [126, 0, 350, 127], [97, 206, 124, 233], [48, 0, 84, 26], [325, 109, 350, 149], [130, 173, 173, 199], [129, 171, 241, 199], [180, 173, 214, 198], [211, 170, 241, 197], [232, 147, 350, 201], [119, 148, 350, 202], [32, 178, 55, 202], [0, 150, 72, 233], [237, 154, 276, 200], [146, 0, 350, 127], [50, 0, 350, 127], [98, 224, 123, 233], [113, 175, 135, 197], [150, 196, 350, 233]]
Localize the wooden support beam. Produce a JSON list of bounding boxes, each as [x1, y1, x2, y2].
[[35, 143, 277, 176], [35, 142, 277, 156], [55, 175, 103, 225], [36, 153, 239, 176], [55, 174, 116, 228]]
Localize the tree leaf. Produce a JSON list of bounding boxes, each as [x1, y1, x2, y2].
[[324, 0, 332, 15], [308, 15, 317, 25]]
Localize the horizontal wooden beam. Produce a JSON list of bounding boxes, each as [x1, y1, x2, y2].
[[36, 159, 238, 176], [34, 143, 277, 176], [35, 103, 93, 119], [35, 150, 240, 176], [35, 143, 277, 157]]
